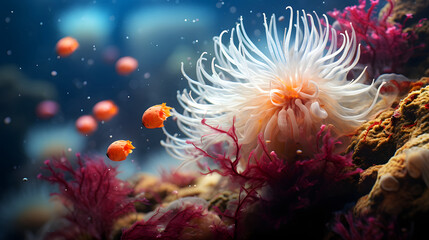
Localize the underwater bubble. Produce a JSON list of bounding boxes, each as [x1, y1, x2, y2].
[[6, 50, 11, 55], [36, 100, 59, 119], [51, 70, 57, 76], [4, 117, 11, 124]]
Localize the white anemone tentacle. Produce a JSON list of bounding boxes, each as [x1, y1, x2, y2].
[[161, 6, 397, 164]]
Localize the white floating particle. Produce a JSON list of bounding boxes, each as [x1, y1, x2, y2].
[[4, 117, 11, 124]]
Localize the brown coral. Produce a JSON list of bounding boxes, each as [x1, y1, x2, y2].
[[348, 78, 429, 219], [354, 134, 429, 217], [348, 78, 429, 169]]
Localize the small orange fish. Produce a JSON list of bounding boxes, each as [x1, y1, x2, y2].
[[106, 140, 135, 161], [75, 115, 98, 135], [115, 56, 138, 76], [142, 103, 173, 129], [93, 100, 119, 121], [56, 36, 79, 57]]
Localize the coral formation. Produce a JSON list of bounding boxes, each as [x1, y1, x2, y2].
[[341, 81, 429, 238], [405, 147, 429, 186], [348, 77, 429, 168], [354, 133, 429, 217]]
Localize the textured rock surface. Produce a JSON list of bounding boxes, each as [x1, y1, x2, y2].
[[348, 78, 429, 169], [128, 172, 223, 212], [355, 134, 429, 217], [351, 80, 429, 218]]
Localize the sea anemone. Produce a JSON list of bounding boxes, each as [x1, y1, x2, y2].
[[162, 7, 397, 163]]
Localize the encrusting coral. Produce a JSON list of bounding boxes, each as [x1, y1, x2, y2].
[[354, 132, 429, 216], [328, 79, 429, 239], [348, 77, 429, 168], [328, 78, 429, 239], [405, 147, 429, 186]]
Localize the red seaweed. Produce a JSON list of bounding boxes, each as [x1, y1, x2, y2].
[[122, 198, 231, 240], [328, 0, 425, 78], [38, 154, 140, 239], [122, 205, 204, 240], [189, 119, 362, 237], [160, 168, 199, 188], [332, 210, 408, 240]]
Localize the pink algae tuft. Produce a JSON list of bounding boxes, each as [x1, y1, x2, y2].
[[160, 168, 199, 188], [122, 205, 205, 240], [328, 0, 425, 78], [332, 210, 409, 240], [121, 197, 231, 240], [38, 154, 141, 239]]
